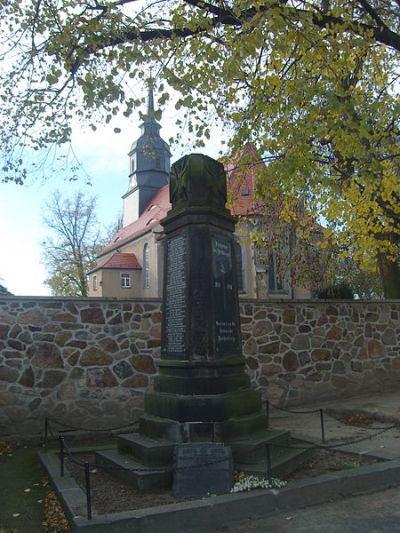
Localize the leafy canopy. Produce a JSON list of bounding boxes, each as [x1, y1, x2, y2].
[[41, 191, 103, 296], [1, 0, 399, 277]]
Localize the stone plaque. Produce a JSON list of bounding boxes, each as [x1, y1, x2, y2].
[[173, 442, 233, 498], [164, 233, 187, 355], [212, 235, 240, 354]]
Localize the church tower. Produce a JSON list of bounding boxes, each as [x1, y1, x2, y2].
[[122, 83, 171, 226]]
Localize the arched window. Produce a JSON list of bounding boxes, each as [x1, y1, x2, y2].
[[143, 244, 150, 289], [268, 251, 284, 292], [234, 241, 244, 293]]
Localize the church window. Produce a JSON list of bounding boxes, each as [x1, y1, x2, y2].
[[131, 158, 135, 174], [268, 252, 283, 292], [155, 157, 161, 169], [241, 186, 250, 196], [234, 241, 244, 292], [121, 272, 131, 288], [92, 275, 97, 292], [143, 244, 150, 289]]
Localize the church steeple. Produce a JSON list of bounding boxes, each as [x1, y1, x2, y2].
[[147, 80, 155, 118], [122, 82, 171, 227]]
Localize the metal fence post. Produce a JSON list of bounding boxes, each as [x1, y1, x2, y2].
[[59, 436, 65, 477], [320, 409, 326, 443], [84, 462, 92, 520], [265, 443, 272, 482]]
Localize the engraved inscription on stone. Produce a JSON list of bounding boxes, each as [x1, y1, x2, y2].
[[173, 443, 233, 497], [165, 233, 187, 354], [212, 235, 240, 354]]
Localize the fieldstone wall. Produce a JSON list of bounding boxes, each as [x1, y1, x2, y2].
[[0, 298, 162, 441], [240, 300, 400, 405], [0, 297, 399, 441]]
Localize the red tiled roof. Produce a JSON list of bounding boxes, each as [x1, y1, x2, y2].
[[99, 149, 263, 258], [90, 252, 142, 273], [99, 185, 171, 256]]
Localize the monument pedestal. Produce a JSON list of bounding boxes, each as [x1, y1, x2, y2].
[[96, 154, 308, 490]]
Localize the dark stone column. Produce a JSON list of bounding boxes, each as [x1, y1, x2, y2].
[[143, 154, 264, 440]]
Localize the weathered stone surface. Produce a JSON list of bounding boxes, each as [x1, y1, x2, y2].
[[86, 367, 117, 387], [246, 356, 259, 370], [80, 347, 113, 366], [147, 339, 161, 348], [382, 329, 396, 345], [122, 374, 149, 388], [0, 365, 19, 381], [31, 343, 64, 368], [98, 338, 119, 353], [0, 324, 10, 339], [243, 338, 257, 355], [150, 323, 161, 338], [18, 331, 33, 344], [259, 341, 280, 354], [253, 320, 272, 337], [54, 331, 73, 346], [38, 370, 65, 388], [67, 350, 80, 367], [3, 349, 23, 359], [326, 306, 338, 316], [54, 312, 76, 323], [311, 349, 331, 361], [66, 340, 87, 349], [18, 308, 47, 325], [113, 360, 134, 379], [292, 334, 310, 350], [80, 307, 105, 324], [19, 367, 34, 387], [108, 313, 122, 325], [283, 351, 299, 372], [130, 354, 156, 374], [9, 324, 22, 338], [282, 309, 296, 325], [332, 361, 346, 374], [368, 339, 384, 358], [261, 364, 281, 377], [7, 339, 25, 351], [327, 325, 341, 340]]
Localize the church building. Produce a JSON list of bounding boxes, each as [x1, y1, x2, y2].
[[87, 88, 312, 300]]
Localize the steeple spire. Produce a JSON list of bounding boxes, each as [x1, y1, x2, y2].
[[122, 79, 171, 227], [147, 79, 155, 119]]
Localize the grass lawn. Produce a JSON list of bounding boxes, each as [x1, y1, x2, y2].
[[0, 445, 47, 532], [0, 437, 115, 532]]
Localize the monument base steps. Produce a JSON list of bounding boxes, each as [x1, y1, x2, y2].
[[237, 446, 312, 480], [139, 412, 267, 442], [94, 427, 309, 491], [117, 433, 176, 467], [95, 449, 172, 491]]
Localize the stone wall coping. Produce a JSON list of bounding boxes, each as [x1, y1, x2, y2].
[[240, 298, 400, 304], [1, 296, 399, 304], [0, 296, 163, 303]]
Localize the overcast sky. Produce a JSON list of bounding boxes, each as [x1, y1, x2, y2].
[[0, 98, 224, 296]]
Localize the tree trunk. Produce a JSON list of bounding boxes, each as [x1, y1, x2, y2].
[[377, 253, 400, 298]]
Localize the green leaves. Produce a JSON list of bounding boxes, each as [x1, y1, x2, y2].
[[0, 0, 399, 292]]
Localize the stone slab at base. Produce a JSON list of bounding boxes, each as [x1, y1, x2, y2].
[[39, 449, 400, 533]]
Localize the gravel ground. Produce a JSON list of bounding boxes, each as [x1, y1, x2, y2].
[[65, 449, 381, 515]]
